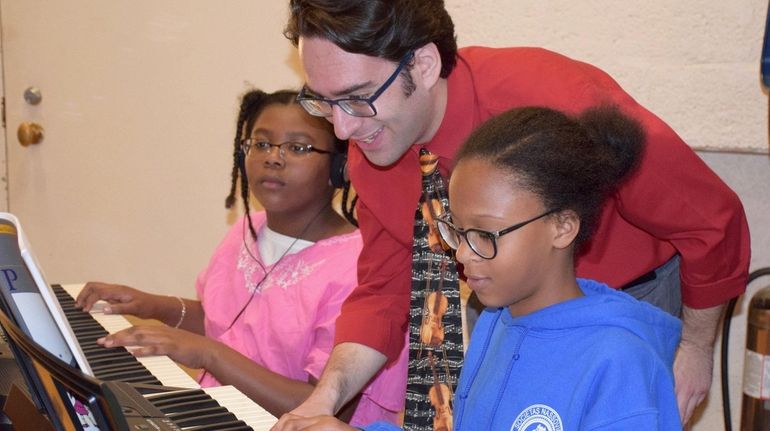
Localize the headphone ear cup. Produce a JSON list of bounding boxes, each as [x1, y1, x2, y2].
[[329, 152, 348, 188]]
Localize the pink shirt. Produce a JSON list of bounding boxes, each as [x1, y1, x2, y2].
[[196, 212, 406, 425]]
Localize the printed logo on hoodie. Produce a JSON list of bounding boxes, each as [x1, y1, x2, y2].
[[510, 404, 563, 431]]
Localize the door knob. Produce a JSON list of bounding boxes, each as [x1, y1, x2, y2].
[[17, 122, 44, 146]]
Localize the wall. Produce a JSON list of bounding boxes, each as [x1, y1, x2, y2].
[[448, 0, 768, 153]]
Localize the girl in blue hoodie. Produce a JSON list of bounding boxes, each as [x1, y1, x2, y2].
[[278, 105, 683, 430], [432, 105, 683, 430]]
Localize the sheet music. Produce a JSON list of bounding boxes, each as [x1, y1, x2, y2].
[[0, 212, 92, 375]]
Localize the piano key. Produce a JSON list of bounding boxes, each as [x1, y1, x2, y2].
[[108, 381, 276, 431], [56, 283, 200, 389], [203, 386, 277, 430], [173, 411, 242, 428], [137, 385, 276, 430], [150, 390, 218, 410]]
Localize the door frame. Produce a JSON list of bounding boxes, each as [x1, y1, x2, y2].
[[0, 9, 8, 211]]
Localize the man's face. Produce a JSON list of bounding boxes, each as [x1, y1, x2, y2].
[[298, 37, 436, 167]]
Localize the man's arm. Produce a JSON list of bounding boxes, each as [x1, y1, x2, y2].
[[332, 150, 419, 361], [674, 303, 725, 425], [609, 103, 748, 424], [272, 343, 386, 430]]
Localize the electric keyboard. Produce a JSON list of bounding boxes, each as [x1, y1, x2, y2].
[[53, 283, 277, 430]]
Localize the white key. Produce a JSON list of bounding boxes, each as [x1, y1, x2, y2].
[[203, 386, 277, 430]]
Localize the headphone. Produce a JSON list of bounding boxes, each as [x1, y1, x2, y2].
[[329, 151, 348, 189], [238, 148, 348, 189]]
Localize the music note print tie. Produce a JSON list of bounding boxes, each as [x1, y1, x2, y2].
[[403, 148, 463, 431]]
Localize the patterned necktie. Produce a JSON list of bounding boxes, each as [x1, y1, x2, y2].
[[403, 148, 463, 431]]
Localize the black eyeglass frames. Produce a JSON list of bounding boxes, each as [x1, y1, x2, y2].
[[296, 51, 415, 118], [434, 209, 559, 259]]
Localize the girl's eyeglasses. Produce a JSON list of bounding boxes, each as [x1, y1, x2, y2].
[[434, 209, 559, 259], [240, 139, 334, 160]]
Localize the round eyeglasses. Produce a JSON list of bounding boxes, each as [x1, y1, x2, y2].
[[296, 51, 415, 118], [240, 139, 334, 160], [434, 209, 559, 259]]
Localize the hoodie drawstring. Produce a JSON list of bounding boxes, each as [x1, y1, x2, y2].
[[483, 327, 528, 430]]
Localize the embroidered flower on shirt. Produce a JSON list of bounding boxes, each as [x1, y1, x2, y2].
[[237, 239, 325, 293]]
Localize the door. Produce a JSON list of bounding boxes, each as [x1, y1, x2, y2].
[[1, 1, 300, 296]]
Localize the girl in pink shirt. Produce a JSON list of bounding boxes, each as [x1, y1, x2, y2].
[[76, 89, 406, 426]]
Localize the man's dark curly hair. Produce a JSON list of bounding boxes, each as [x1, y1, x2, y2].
[[284, 0, 458, 78]]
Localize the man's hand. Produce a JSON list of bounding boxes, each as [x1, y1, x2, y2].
[[270, 343, 387, 430], [674, 304, 724, 424], [673, 338, 713, 424], [285, 397, 335, 420]]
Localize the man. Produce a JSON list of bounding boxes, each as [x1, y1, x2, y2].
[[274, 0, 751, 428]]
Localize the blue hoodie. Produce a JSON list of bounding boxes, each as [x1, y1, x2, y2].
[[365, 279, 682, 431]]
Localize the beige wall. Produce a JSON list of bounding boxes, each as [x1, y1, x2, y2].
[[449, 0, 768, 153]]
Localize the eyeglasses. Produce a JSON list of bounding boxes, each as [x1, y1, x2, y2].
[[296, 51, 415, 118], [435, 209, 559, 259], [240, 138, 334, 160]]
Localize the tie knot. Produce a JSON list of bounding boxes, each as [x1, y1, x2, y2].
[[419, 148, 439, 176]]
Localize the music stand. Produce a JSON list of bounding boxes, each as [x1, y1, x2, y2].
[[0, 307, 128, 430]]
